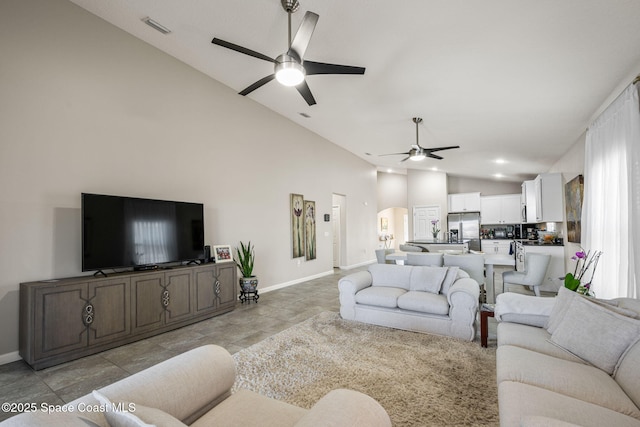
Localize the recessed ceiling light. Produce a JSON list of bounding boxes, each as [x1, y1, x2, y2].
[[493, 173, 505, 178], [431, 167, 438, 171], [142, 17, 171, 34], [387, 169, 393, 173], [495, 158, 506, 164]]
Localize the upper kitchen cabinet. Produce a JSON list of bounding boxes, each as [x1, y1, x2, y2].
[[533, 173, 564, 222], [481, 194, 521, 224], [448, 192, 481, 213], [521, 180, 537, 223]]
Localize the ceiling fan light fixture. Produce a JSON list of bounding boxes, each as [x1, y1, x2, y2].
[[409, 148, 426, 161], [275, 55, 305, 86]]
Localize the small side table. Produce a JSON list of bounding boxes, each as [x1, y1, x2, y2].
[[239, 289, 259, 304], [480, 304, 495, 348]]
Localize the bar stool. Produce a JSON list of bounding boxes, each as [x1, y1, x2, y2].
[[502, 253, 551, 297]]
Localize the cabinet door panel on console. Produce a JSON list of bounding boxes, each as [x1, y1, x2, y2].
[[34, 284, 88, 359], [165, 270, 193, 324], [131, 273, 165, 334], [88, 278, 131, 345], [195, 267, 217, 315]]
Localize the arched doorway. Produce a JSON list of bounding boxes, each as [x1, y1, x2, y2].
[[377, 207, 408, 250]]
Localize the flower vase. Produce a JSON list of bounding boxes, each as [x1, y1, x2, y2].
[[432, 232, 438, 240]]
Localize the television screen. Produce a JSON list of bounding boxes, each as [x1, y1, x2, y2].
[[82, 193, 204, 272]]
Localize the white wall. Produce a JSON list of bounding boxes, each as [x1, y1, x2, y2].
[[447, 176, 523, 195], [0, 0, 377, 358], [377, 172, 408, 211], [548, 132, 586, 273], [407, 170, 448, 239]]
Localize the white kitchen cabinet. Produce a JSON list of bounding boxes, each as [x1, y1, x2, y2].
[[448, 192, 481, 213], [521, 180, 537, 223], [483, 240, 513, 255], [534, 173, 564, 222], [480, 194, 521, 224], [523, 245, 564, 292]]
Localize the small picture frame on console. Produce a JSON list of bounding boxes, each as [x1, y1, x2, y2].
[[213, 245, 233, 263]]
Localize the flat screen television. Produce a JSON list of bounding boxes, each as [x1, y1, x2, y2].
[[82, 193, 204, 272]]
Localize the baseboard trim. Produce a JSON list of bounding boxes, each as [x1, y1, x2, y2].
[[339, 259, 376, 270], [259, 270, 335, 294], [0, 351, 21, 366]]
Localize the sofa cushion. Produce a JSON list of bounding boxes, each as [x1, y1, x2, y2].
[[499, 381, 640, 427], [615, 338, 640, 410], [191, 389, 307, 427], [355, 286, 405, 308], [549, 296, 640, 375], [408, 266, 448, 293], [520, 416, 585, 427], [397, 291, 449, 315], [368, 264, 412, 290], [496, 322, 587, 364], [497, 345, 640, 419]]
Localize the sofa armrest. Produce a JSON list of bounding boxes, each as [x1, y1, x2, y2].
[[294, 389, 392, 427], [447, 278, 480, 340], [78, 345, 235, 425], [495, 292, 555, 327], [447, 277, 480, 309], [339, 271, 373, 321], [338, 271, 373, 294]]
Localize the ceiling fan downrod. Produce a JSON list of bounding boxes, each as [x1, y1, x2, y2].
[[413, 117, 423, 145], [281, 0, 300, 49]]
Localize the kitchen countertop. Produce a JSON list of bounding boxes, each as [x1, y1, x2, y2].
[[407, 240, 470, 245], [520, 240, 564, 246]]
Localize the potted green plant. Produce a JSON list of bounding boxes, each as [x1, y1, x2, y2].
[[235, 241, 258, 292]]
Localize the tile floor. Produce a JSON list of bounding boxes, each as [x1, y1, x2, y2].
[[0, 266, 501, 422]]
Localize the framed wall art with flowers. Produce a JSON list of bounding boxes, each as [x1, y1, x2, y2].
[[304, 200, 316, 261], [290, 193, 305, 258]]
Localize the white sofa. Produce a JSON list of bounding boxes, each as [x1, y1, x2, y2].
[[338, 263, 480, 340], [1, 345, 391, 427], [495, 288, 640, 426]]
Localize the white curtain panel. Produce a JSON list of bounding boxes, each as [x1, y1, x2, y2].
[[583, 83, 640, 299]]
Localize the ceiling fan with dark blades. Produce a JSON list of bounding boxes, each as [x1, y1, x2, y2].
[[211, 0, 365, 106], [379, 117, 460, 162]]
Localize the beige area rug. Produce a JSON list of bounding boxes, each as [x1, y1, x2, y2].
[[232, 312, 498, 426]]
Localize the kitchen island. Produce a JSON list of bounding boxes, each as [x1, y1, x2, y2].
[[406, 240, 470, 253]]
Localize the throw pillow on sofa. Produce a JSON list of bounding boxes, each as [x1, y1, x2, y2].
[[549, 296, 640, 375], [545, 287, 638, 334], [409, 266, 448, 293], [92, 390, 187, 427]]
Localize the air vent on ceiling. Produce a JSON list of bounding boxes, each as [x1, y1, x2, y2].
[[142, 17, 171, 35]]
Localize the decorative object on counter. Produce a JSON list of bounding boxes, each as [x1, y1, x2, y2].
[[564, 174, 584, 243], [431, 219, 440, 239], [213, 245, 234, 263], [564, 249, 602, 296], [380, 233, 394, 249], [537, 231, 558, 244]]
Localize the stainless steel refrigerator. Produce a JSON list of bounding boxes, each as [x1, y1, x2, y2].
[[447, 212, 481, 252]]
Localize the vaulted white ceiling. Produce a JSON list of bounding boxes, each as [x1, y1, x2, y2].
[[69, 0, 640, 182]]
